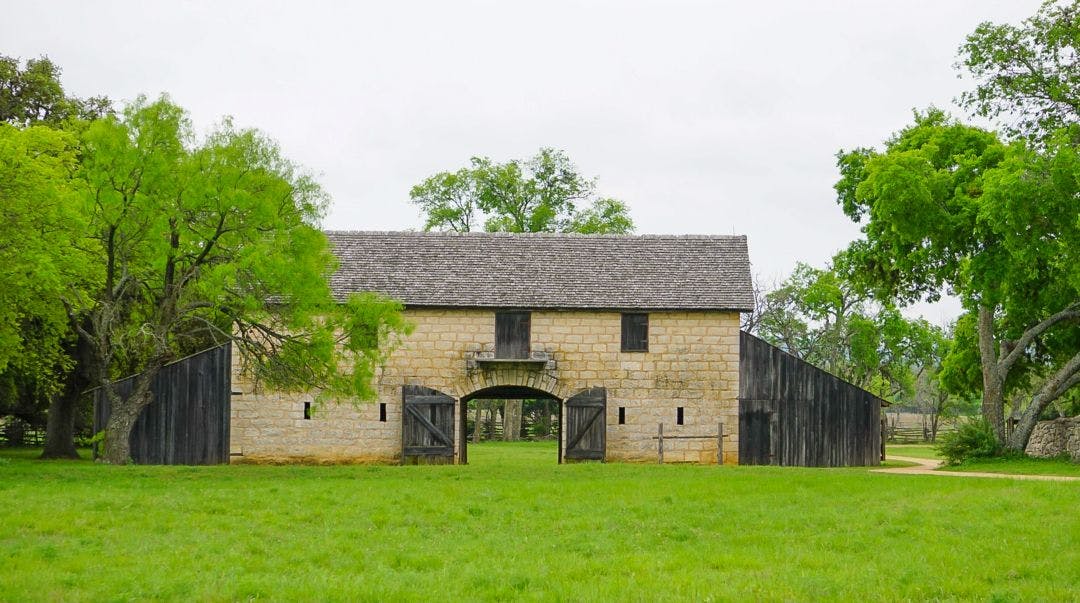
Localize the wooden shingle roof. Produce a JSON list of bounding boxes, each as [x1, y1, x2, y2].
[[325, 231, 754, 311]]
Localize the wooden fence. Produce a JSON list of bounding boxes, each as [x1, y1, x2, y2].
[[92, 344, 231, 465], [738, 331, 884, 467]]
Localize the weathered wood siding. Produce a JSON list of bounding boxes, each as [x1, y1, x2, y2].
[[93, 344, 231, 465], [563, 387, 606, 462], [401, 385, 455, 464], [739, 331, 882, 467]]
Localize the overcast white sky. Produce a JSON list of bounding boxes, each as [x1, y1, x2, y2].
[[3, 1, 1042, 323]]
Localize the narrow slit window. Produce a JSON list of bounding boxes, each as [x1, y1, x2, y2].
[[618, 407, 626, 425], [303, 401, 312, 420], [379, 403, 387, 422], [621, 313, 649, 352], [676, 407, 684, 425]]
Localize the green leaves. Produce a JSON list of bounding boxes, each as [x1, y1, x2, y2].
[[751, 262, 944, 400], [61, 96, 410, 438], [0, 124, 92, 377], [408, 147, 634, 235], [957, 0, 1080, 143]]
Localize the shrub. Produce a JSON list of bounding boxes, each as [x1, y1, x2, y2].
[[936, 418, 1001, 465]]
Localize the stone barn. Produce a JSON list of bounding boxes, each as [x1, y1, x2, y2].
[[231, 231, 751, 464], [227, 230, 883, 466]]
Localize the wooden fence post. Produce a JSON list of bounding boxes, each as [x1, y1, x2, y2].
[[717, 421, 724, 465], [658, 422, 664, 464], [880, 417, 886, 462]]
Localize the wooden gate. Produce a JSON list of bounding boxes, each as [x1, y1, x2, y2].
[[401, 385, 455, 464], [562, 387, 606, 462]]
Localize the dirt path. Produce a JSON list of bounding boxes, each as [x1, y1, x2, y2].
[[874, 455, 1080, 482]]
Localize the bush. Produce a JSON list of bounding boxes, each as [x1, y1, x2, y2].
[[936, 418, 1001, 465]]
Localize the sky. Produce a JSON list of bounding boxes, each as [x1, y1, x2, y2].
[[2, 1, 1043, 324]]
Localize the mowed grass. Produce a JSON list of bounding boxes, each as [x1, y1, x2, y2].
[[942, 455, 1080, 477], [889, 441, 1080, 476], [884, 444, 942, 460], [2, 442, 1079, 601]]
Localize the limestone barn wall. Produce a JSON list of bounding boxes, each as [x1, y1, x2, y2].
[[230, 308, 742, 464]]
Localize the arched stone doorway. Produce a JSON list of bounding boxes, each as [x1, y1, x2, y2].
[[401, 378, 607, 464]]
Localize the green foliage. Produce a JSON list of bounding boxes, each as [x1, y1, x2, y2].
[[0, 54, 111, 126], [957, 0, 1080, 142], [835, 107, 1080, 447], [63, 96, 408, 459], [409, 148, 634, 234], [0, 124, 96, 411], [751, 262, 943, 401], [936, 418, 1003, 464]]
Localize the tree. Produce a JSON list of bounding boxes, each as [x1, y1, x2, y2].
[[957, 0, 1080, 143], [0, 55, 111, 127], [410, 148, 634, 440], [410, 148, 634, 235], [749, 262, 939, 401], [0, 123, 99, 456], [1, 54, 112, 458], [835, 111, 1080, 450], [70, 96, 408, 463]]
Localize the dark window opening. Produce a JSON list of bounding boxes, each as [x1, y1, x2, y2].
[[618, 407, 626, 425], [429, 405, 437, 424], [621, 313, 649, 352], [379, 403, 387, 422], [303, 402, 312, 420], [676, 407, 684, 425], [496, 311, 531, 359]]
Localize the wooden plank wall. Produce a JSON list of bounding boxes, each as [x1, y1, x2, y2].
[[738, 331, 882, 467], [93, 344, 231, 465]]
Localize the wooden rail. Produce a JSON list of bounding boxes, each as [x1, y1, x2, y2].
[[651, 422, 725, 465]]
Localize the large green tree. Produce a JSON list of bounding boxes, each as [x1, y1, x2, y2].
[[0, 55, 111, 457], [835, 111, 1080, 449], [71, 97, 408, 463], [0, 123, 99, 456]]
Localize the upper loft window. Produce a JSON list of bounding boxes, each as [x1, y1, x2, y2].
[[495, 311, 531, 359], [621, 313, 649, 352]]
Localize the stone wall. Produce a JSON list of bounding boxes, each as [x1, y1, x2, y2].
[[1025, 417, 1080, 462], [230, 308, 742, 464]]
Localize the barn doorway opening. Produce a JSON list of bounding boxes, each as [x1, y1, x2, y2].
[[459, 386, 561, 465]]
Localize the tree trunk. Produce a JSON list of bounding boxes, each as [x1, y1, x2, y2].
[[99, 372, 157, 465], [471, 400, 484, 444], [101, 402, 141, 464], [40, 393, 79, 459], [41, 325, 94, 460], [503, 399, 522, 441], [1006, 350, 1080, 451], [977, 305, 1007, 443]]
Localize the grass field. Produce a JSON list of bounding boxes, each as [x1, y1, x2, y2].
[[888, 442, 1080, 476], [884, 444, 941, 460], [942, 455, 1080, 477], [2, 441, 1079, 601]]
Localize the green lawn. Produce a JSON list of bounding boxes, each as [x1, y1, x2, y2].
[[2, 441, 1079, 601], [884, 443, 942, 460], [941, 455, 1080, 477]]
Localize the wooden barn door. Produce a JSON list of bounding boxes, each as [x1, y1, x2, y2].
[[739, 399, 780, 465], [401, 385, 455, 464], [562, 388, 606, 462]]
